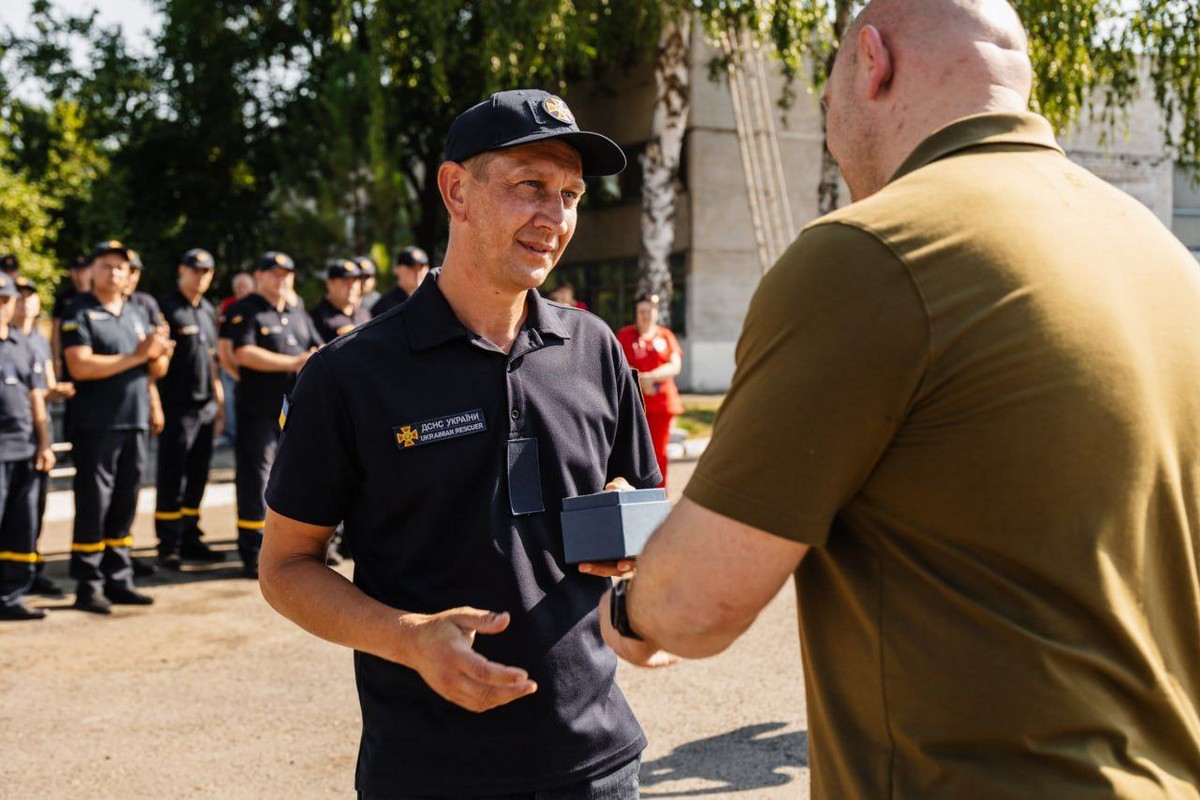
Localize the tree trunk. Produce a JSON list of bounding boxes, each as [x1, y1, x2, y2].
[[817, 2, 854, 216], [636, 10, 692, 327]]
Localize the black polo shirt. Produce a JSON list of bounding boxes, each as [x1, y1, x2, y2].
[[309, 297, 369, 343], [27, 329, 51, 371], [0, 330, 46, 461], [129, 291, 164, 326], [61, 294, 151, 432], [266, 275, 660, 796], [158, 289, 217, 408], [368, 285, 408, 318], [51, 286, 80, 320], [219, 293, 321, 418]]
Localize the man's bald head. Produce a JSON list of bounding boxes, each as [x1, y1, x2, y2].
[[824, 0, 1033, 201]]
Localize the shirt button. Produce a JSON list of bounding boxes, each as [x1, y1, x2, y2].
[[510, 408, 520, 421]]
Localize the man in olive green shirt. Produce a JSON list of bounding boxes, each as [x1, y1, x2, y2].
[[597, 0, 1200, 797]]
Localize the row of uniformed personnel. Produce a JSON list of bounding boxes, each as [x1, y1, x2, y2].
[[0, 242, 431, 618]]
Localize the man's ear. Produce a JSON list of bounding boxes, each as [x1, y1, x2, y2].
[[858, 24, 894, 100], [438, 161, 469, 223]]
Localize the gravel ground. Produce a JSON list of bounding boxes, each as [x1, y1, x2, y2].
[[0, 460, 810, 799]]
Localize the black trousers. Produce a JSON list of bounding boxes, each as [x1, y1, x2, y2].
[[234, 413, 279, 566], [0, 458, 41, 608], [155, 401, 216, 555], [33, 468, 48, 575], [70, 429, 146, 596]]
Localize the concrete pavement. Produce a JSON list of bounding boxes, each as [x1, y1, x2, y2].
[[0, 460, 810, 799]]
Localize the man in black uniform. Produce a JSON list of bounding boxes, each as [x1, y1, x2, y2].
[[14, 277, 73, 598], [220, 252, 321, 578], [51, 254, 92, 373], [261, 89, 657, 798], [356, 257, 381, 313], [63, 241, 173, 614], [0, 275, 55, 621], [369, 245, 429, 318], [155, 248, 226, 569], [310, 259, 369, 343]]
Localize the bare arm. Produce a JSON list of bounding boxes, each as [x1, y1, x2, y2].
[[30, 389, 55, 473], [641, 351, 682, 382], [65, 342, 154, 382], [234, 344, 310, 373], [218, 339, 239, 380], [260, 509, 537, 712], [600, 497, 809, 664]]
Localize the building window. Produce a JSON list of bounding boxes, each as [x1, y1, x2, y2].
[[547, 254, 688, 335], [1173, 165, 1200, 260], [581, 137, 690, 211]]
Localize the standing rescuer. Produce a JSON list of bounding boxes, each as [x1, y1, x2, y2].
[[259, 89, 659, 799], [0, 274, 55, 621], [154, 248, 226, 569], [310, 259, 369, 343], [63, 241, 173, 614], [369, 245, 429, 318], [219, 252, 321, 579]]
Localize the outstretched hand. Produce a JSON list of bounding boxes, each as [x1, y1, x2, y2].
[[406, 607, 538, 713]]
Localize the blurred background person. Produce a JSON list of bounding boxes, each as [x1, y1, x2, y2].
[[14, 276, 74, 599], [355, 256, 381, 313], [370, 245, 429, 317], [617, 293, 682, 487], [216, 272, 253, 447], [548, 280, 588, 311]]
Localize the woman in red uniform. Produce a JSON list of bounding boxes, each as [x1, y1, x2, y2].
[[617, 293, 683, 487]]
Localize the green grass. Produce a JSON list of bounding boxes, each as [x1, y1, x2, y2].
[[674, 395, 724, 439]]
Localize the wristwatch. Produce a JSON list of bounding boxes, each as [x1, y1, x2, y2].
[[609, 579, 643, 641]]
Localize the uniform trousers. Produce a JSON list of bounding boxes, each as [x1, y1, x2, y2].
[[155, 400, 216, 555], [0, 458, 41, 607], [33, 468, 49, 576], [234, 413, 279, 566], [70, 429, 146, 597], [356, 757, 640, 800]]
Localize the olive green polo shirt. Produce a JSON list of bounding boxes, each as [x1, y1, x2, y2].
[[687, 113, 1200, 798]]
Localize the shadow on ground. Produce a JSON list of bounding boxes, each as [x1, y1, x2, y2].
[[639, 722, 808, 797]]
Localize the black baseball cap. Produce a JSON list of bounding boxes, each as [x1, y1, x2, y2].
[[326, 259, 362, 280], [255, 251, 295, 272], [0, 254, 18, 272], [14, 276, 36, 294], [0, 275, 19, 299], [181, 248, 215, 269], [444, 89, 626, 177], [92, 240, 130, 260], [68, 255, 90, 271], [394, 246, 429, 268], [354, 256, 377, 277]]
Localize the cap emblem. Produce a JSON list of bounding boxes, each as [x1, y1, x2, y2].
[[274, 254, 287, 265], [109, 240, 122, 249], [543, 96, 575, 125]]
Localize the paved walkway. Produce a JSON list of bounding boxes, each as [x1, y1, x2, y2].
[[1, 461, 809, 799]]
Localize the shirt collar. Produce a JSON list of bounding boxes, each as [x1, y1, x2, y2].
[[889, 112, 1064, 185], [403, 270, 572, 353]]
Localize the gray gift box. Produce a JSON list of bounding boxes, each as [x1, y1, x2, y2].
[[560, 488, 672, 564]]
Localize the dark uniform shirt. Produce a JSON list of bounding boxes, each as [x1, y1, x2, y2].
[[128, 291, 165, 327], [51, 287, 81, 321], [266, 275, 661, 796], [60, 294, 151, 432], [368, 285, 408, 318], [309, 298, 369, 344], [26, 329, 51, 372], [158, 290, 217, 408], [220, 294, 321, 418], [0, 330, 46, 461]]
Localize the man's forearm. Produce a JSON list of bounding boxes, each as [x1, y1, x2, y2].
[[148, 354, 170, 379], [236, 345, 300, 373], [67, 351, 147, 381], [260, 539, 420, 667], [31, 390, 51, 450]]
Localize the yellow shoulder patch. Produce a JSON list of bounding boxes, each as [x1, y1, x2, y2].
[[231, 315, 243, 325], [61, 322, 79, 332]]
